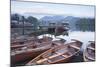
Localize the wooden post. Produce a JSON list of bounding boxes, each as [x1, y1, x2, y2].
[[22, 16, 25, 35], [55, 24, 57, 38]]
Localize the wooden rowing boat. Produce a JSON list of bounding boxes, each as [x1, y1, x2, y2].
[[11, 41, 55, 64], [11, 38, 37, 51], [26, 39, 82, 65], [83, 41, 95, 62], [11, 36, 36, 45], [11, 36, 53, 50], [11, 41, 34, 50]]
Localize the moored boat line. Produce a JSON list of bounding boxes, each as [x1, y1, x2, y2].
[[11, 35, 95, 66]]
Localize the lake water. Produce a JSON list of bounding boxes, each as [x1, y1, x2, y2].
[[38, 31, 95, 51]]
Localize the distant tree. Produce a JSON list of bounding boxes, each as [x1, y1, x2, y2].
[[27, 16, 38, 31], [11, 13, 20, 24], [80, 18, 88, 31], [22, 16, 25, 35], [75, 18, 95, 31]]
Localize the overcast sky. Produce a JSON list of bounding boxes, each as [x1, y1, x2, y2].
[[11, 1, 95, 18]]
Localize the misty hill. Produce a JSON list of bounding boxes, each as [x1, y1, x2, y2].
[[39, 16, 80, 30], [64, 16, 80, 31], [40, 15, 95, 31], [40, 16, 65, 21]]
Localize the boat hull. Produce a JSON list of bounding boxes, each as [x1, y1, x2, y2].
[[83, 41, 95, 62], [11, 48, 50, 64]]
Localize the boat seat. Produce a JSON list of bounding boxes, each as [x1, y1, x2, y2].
[[36, 58, 48, 64], [62, 55, 68, 58], [87, 46, 95, 50], [56, 52, 70, 58], [86, 56, 95, 61], [48, 53, 63, 59], [69, 45, 80, 50]]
